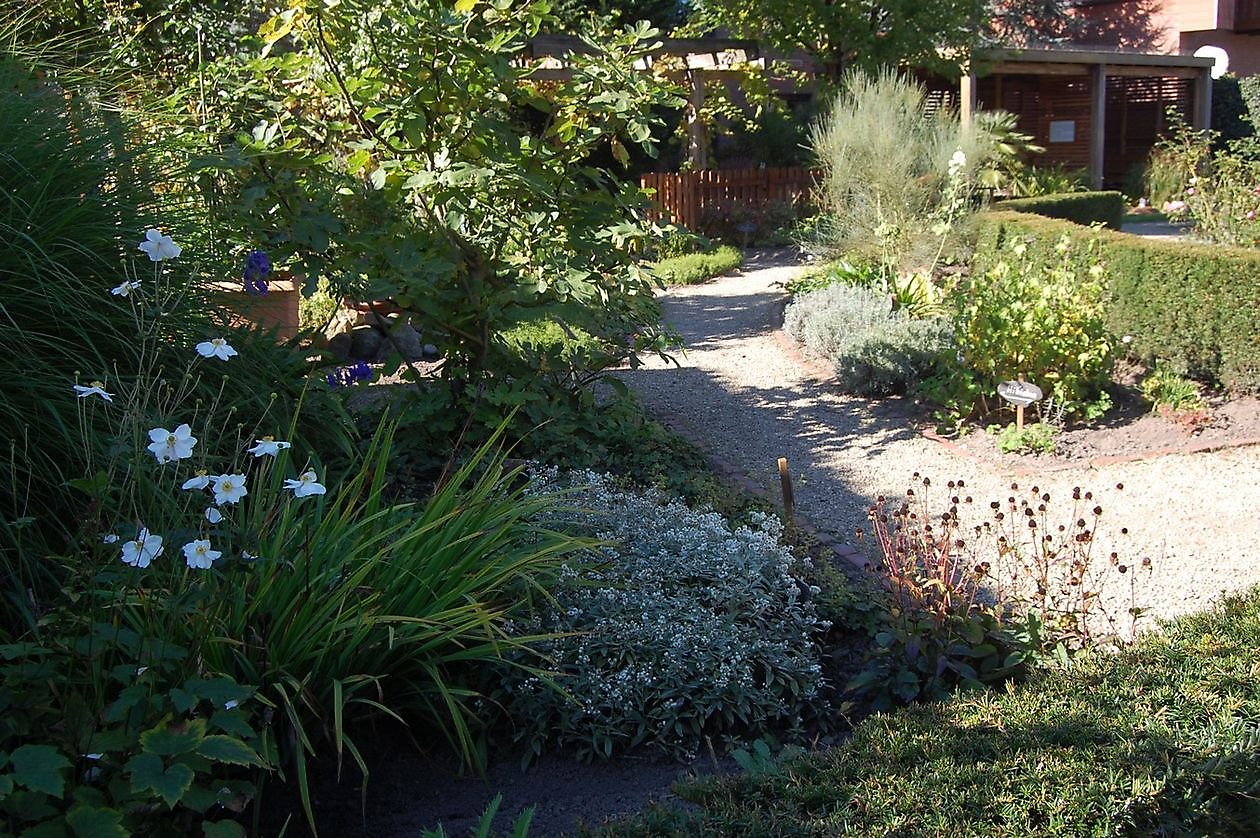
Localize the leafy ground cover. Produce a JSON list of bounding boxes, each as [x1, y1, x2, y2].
[[607, 585, 1260, 836], [650, 245, 744, 286]]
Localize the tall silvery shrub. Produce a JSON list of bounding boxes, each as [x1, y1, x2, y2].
[[809, 68, 993, 271]]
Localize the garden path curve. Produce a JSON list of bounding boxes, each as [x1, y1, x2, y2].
[[618, 252, 1260, 628]]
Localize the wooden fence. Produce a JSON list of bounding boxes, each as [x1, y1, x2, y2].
[[640, 167, 819, 231]]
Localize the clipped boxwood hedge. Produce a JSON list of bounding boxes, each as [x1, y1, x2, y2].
[[651, 245, 743, 286], [975, 211, 1260, 393], [998, 190, 1127, 230]]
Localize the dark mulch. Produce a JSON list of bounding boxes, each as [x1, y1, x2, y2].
[[252, 726, 742, 837]]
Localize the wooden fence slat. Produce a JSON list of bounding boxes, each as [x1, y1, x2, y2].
[[640, 167, 818, 230]]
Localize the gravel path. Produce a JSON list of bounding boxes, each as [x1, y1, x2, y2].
[[620, 255, 1260, 629]]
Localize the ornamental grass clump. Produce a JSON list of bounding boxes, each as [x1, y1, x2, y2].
[[850, 475, 1149, 710], [497, 469, 828, 762]]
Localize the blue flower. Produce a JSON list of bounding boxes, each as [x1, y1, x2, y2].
[[243, 249, 272, 295], [326, 361, 373, 387]]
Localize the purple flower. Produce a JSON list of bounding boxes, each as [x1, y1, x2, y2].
[[243, 250, 272, 296], [326, 361, 373, 388]]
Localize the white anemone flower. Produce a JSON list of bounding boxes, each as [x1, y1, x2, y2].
[[211, 474, 248, 505], [181, 473, 211, 491], [247, 437, 292, 458], [195, 338, 238, 361], [121, 528, 163, 568], [182, 539, 220, 570], [73, 382, 113, 402], [111, 279, 141, 297], [284, 470, 326, 499], [138, 228, 181, 262], [101, 533, 119, 544], [205, 507, 223, 524], [147, 424, 197, 464]]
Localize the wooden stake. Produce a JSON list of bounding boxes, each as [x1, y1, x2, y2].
[[778, 457, 795, 524], [1016, 374, 1026, 431]]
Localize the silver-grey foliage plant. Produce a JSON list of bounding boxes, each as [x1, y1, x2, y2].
[[499, 469, 828, 761], [784, 284, 951, 396]]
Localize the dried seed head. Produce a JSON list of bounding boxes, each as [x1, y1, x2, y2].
[[1121, 527, 1129, 535], [991, 501, 1000, 510], [1141, 557, 1151, 567], [1093, 506, 1103, 516], [1118, 564, 1128, 573], [1072, 487, 1081, 500], [1116, 483, 1124, 491]]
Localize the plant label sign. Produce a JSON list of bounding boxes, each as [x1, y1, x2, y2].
[[998, 380, 1043, 408]]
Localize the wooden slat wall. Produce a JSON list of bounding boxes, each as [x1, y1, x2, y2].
[[979, 71, 1195, 187], [1104, 75, 1194, 184], [640, 167, 818, 230], [980, 74, 1094, 170]]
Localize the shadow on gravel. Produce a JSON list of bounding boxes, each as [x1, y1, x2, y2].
[[661, 290, 787, 350], [618, 361, 918, 540]]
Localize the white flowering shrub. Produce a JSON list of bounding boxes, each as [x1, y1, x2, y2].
[[499, 469, 828, 761]]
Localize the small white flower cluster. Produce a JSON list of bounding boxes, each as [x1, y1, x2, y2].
[[86, 229, 328, 571], [500, 468, 827, 760]]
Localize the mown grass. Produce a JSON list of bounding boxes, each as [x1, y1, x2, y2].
[[606, 586, 1260, 837], [651, 245, 743, 286]]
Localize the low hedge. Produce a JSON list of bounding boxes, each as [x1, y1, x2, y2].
[[609, 587, 1260, 836], [998, 190, 1127, 229], [651, 245, 743, 286], [975, 211, 1260, 393]]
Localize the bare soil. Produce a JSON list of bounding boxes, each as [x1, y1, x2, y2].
[[948, 387, 1260, 471]]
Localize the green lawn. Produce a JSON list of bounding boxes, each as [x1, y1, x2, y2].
[[650, 246, 743, 286], [607, 587, 1260, 837]]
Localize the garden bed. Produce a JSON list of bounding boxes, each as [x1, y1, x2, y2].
[[938, 392, 1260, 471]]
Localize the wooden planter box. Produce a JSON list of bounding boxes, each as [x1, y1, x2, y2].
[[209, 275, 300, 341]]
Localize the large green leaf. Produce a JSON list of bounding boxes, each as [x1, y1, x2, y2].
[[140, 719, 206, 757], [196, 736, 263, 767], [126, 753, 195, 809], [66, 805, 127, 838], [9, 745, 71, 797]]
